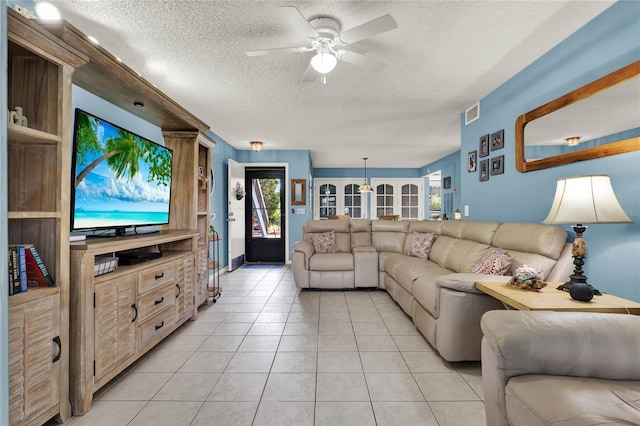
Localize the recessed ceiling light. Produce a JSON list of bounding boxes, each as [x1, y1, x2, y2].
[[133, 101, 144, 108], [87, 35, 99, 46], [35, 2, 61, 20], [115, 57, 123, 63]]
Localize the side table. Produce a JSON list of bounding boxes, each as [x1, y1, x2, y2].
[[475, 281, 640, 314]]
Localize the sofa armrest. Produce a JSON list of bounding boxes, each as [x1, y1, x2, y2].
[[436, 273, 511, 294], [481, 310, 640, 381], [293, 240, 315, 269]]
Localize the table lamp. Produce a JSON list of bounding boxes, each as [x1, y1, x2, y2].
[[542, 175, 631, 294]]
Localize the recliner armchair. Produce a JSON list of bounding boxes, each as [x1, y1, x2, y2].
[[480, 310, 640, 425]]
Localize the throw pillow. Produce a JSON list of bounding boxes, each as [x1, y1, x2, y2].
[[309, 230, 337, 253], [408, 232, 436, 259], [472, 250, 513, 275]]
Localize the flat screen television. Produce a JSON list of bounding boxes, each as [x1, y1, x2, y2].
[[71, 109, 173, 236]]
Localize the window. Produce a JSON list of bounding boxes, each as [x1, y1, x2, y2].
[[318, 183, 337, 219]]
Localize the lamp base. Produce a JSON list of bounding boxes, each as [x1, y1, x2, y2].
[[556, 281, 602, 296]]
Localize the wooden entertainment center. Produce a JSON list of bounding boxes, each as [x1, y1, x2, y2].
[[6, 8, 216, 423]]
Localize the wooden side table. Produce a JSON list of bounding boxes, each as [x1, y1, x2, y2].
[[475, 281, 640, 314]]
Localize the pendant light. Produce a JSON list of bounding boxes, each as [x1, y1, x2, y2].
[[359, 157, 373, 193]]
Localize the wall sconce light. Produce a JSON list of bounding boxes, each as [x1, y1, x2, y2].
[[565, 136, 581, 146], [250, 141, 264, 151], [454, 209, 462, 220]]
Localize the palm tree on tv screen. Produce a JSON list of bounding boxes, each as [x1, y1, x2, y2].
[[75, 116, 172, 188]]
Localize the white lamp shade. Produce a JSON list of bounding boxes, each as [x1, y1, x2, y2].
[[310, 52, 337, 74], [543, 175, 631, 225]]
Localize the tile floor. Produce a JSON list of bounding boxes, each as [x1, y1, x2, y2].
[[67, 265, 486, 426]]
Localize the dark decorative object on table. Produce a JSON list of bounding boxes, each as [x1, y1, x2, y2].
[[569, 283, 594, 302]]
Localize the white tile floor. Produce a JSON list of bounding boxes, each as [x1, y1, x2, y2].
[[67, 265, 487, 426]]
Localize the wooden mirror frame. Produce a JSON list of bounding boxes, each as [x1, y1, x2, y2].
[[515, 60, 640, 172], [291, 179, 306, 205]]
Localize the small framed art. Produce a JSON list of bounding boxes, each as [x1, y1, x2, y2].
[[479, 134, 489, 157], [479, 159, 489, 181], [468, 150, 477, 172], [490, 155, 505, 175], [490, 130, 504, 151], [443, 176, 451, 189]]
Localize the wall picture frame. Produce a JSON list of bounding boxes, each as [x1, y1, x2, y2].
[[479, 134, 490, 157], [490, 155, 505, 175], [443, 176, 451, 189], [490, 129, 504, 151], [468, 150, 477, 172], [479, 159, 489, 181]]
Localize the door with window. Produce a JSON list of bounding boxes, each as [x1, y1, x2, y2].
[[245, 168, 285, 263], [371, 179, 424, 220], [314, 179, 365, 219]]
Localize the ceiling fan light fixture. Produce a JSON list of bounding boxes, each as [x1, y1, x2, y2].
[[311, 51, 337, 74]]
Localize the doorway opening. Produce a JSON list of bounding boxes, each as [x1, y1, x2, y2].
[[245, 167, 285, 264]]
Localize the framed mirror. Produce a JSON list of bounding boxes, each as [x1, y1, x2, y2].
[[291, 179, 306, 205], [515, 60, 640, 172]]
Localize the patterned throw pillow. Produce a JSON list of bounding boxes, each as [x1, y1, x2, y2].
[[472, 250, 513, 275], [408, 232, 436, 259], [309, 230, 337, 253]]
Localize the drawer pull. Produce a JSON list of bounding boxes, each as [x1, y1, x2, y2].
[[154, 297, 164, 305], [176, 283, 181, 298], [131, 304, 138, 323], [155, 272, 164, 280], [155, 321, 165, 330], [52, 336, 61, 363]]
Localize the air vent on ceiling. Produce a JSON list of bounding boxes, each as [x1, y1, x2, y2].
[[465, 102, 480, 125]]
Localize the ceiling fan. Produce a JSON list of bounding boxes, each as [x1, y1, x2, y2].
[[245, 6, 397, 82]]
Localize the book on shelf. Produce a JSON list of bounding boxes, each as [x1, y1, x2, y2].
[[9, 243, 55, 287], [8, 246, 27, 294], [8, 249, 15, 295]]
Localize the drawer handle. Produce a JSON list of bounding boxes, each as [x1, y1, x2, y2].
[[52, 336, 61, 363], [131, 304, 138, 323], [154, 297, 164, 305], [155, 321, 165, 330], [155, 272, 164, 280], [176, 283, 181, 298]]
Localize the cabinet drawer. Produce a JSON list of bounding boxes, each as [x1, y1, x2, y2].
[[138, 262, 176, 294], [137, 283, 176, 323], [137, 307, 176, 349]]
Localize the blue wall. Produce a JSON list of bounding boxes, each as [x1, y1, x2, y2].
[[459, 1, 640, 301]]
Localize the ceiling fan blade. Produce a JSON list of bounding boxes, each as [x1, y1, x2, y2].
[[338, 14, 397, 44], [338, 50, 387, 72], [302, 61, 319, 83], [245, 46, 305, 57], [277, 6, 319, 39]]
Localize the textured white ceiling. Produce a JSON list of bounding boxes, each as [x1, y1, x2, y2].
[[44, 0, 614, 168]]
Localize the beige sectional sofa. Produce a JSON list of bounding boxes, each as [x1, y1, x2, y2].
[[481, 310, 640, 425], [292, 219, 572, 361]]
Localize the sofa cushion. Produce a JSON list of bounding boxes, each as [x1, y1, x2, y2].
[[407, 232, 437, 259], [385, 256, 433, 293], [460, 221, 501, 244], [309, 230, 337, 253], [410, 264, 452, 318], [350, 219, 372, 248], [492, 223, 567, 260], [407, 221, 442, 234], [309, 253, 354, 271], [506, 375, 640, 426], [472, 250, 512, 275]]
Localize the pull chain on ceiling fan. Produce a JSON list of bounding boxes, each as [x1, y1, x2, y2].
[[245, 6, 398, 83]]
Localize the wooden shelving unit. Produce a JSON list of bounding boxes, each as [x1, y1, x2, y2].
[[6, 8, 88, 425]]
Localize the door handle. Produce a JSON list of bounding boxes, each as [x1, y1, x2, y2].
[[227, 218, 235, 222]]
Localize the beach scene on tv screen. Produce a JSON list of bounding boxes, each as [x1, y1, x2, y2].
[[73, 111, 172, 230]]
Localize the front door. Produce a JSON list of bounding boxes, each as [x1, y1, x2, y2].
[[245, 168, 285, 263]]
